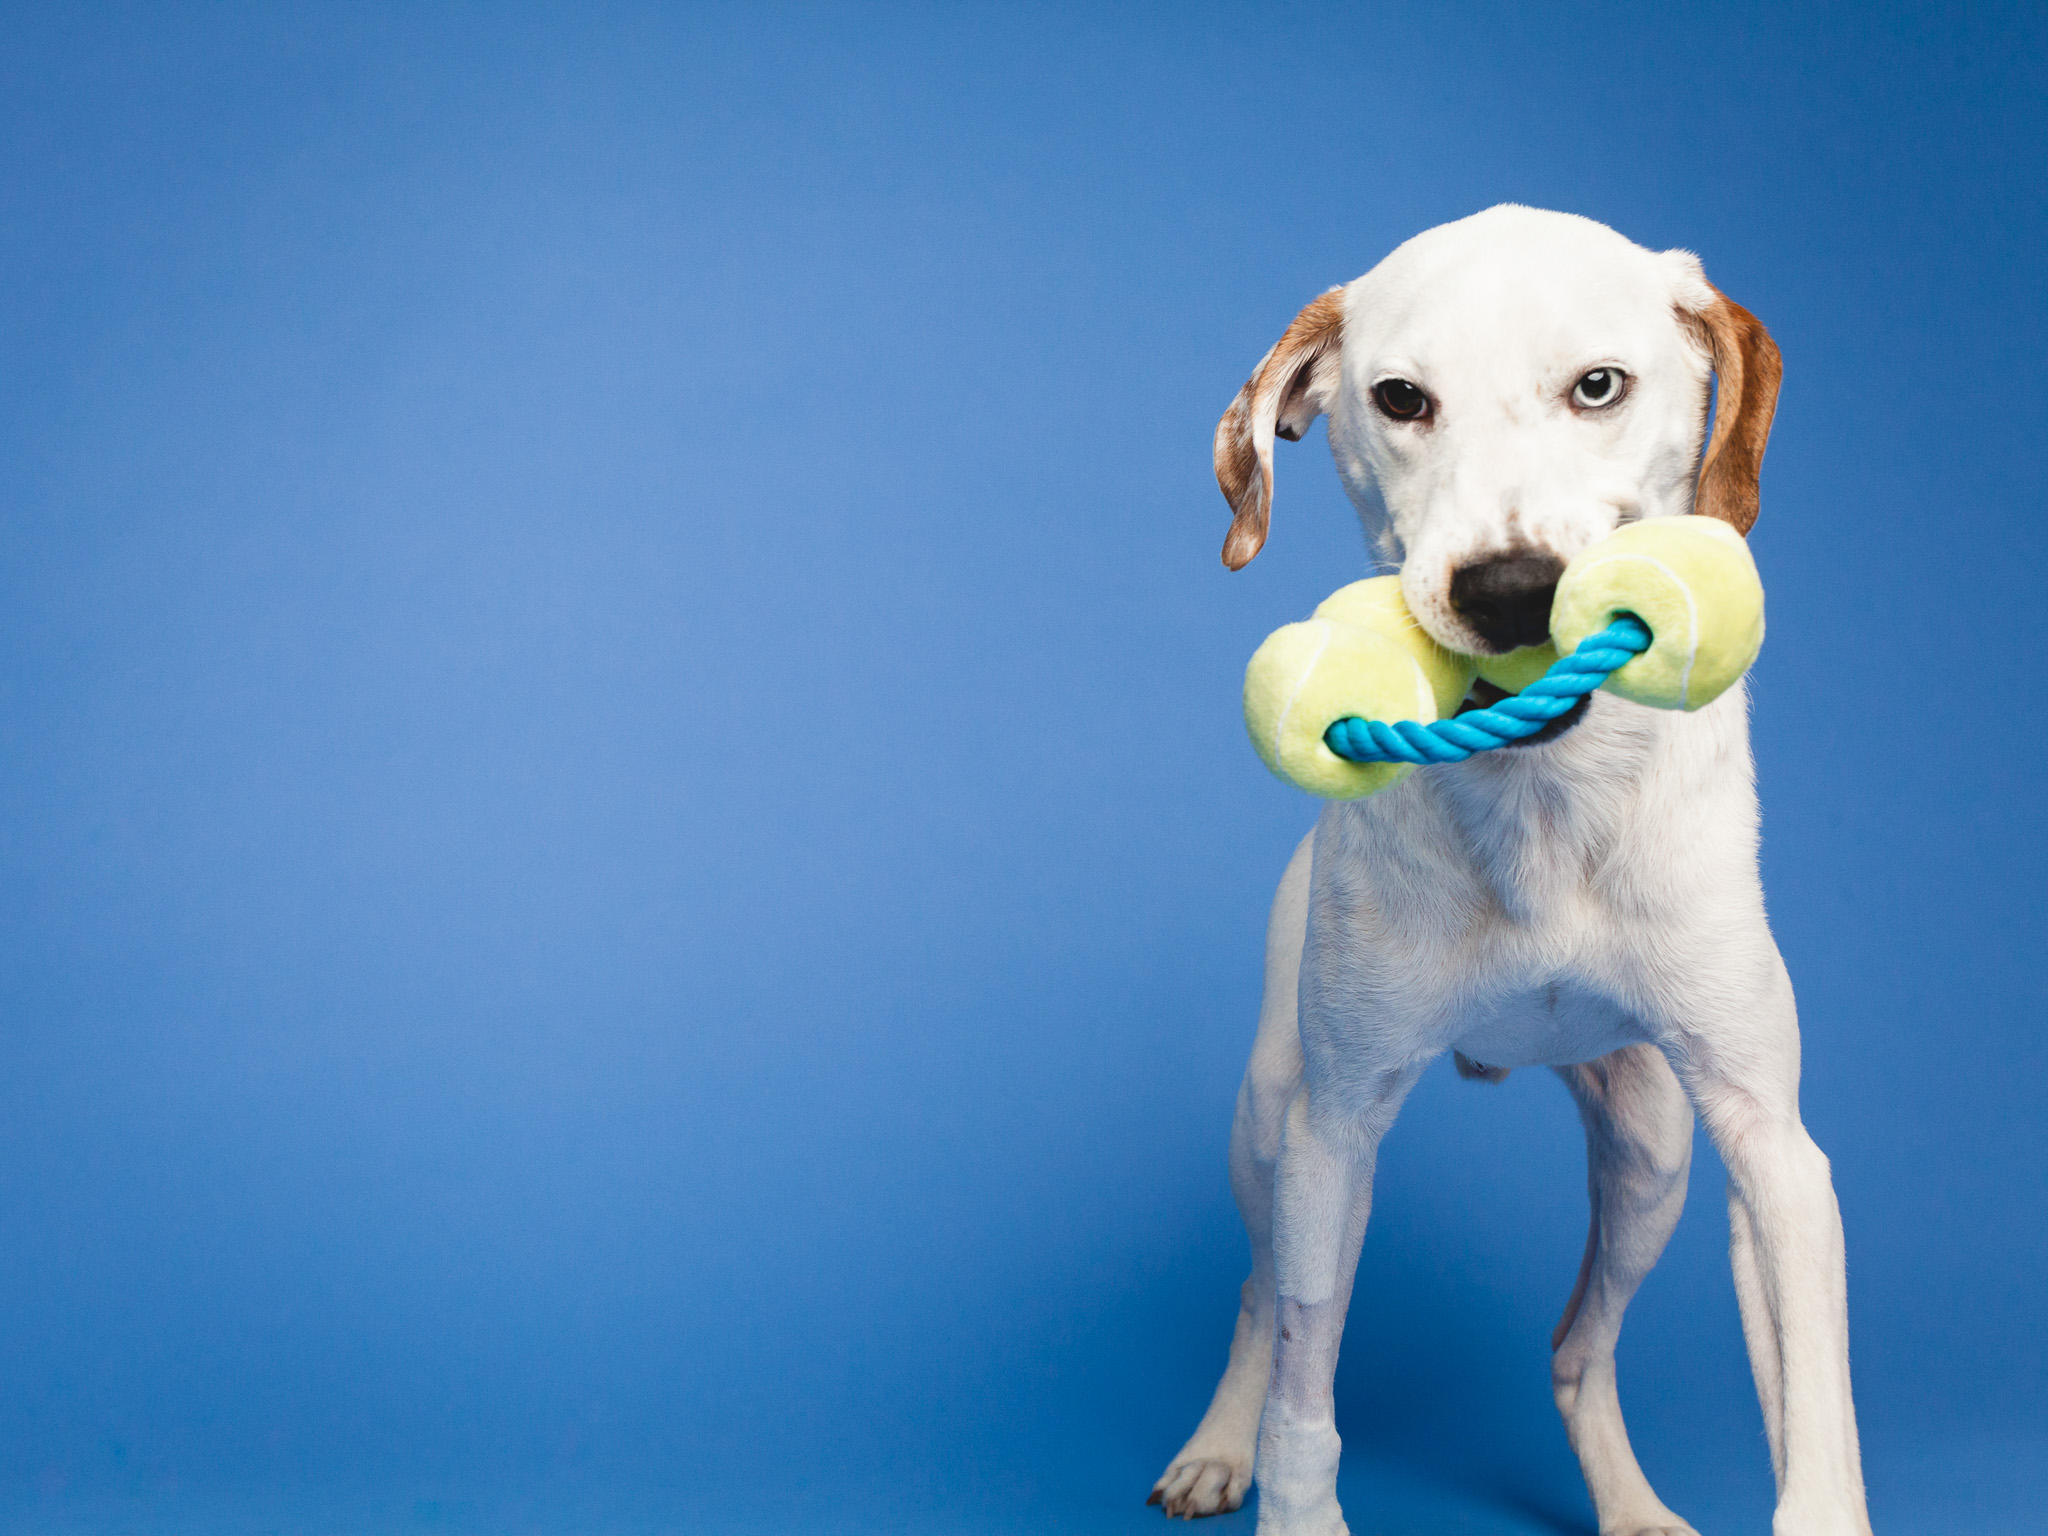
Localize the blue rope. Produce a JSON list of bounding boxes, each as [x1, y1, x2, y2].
[[1324, 616, 1653, 765]]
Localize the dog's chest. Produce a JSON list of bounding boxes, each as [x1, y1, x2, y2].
[[1313, 719, 1678, 1058], [1447, 978, 1641, 1070]]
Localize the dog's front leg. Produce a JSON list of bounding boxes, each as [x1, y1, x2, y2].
[[1257, 1066, 1419, 1536], [1665, 954, 1873, 1536]]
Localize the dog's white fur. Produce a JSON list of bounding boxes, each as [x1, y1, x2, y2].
[[1151, 208, 1872, 1536]]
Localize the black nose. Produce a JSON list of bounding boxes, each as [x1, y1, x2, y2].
[[1449, 552, 1565, 652]]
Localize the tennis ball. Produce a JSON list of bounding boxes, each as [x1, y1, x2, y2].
[[1312, 576, 1478, 719], [1243, 618, 1439, 800], [1550, 515, 1765, 711], [1472, 641, 1559, 695]]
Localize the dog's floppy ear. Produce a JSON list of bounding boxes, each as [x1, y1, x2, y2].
[[1676, 280, 1783, 536], [1215, 287, 1347, 569]]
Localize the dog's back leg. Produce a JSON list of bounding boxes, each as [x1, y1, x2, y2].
[[1551, 1044, 1700, 1536], [1150, 831, 1312, 1518]]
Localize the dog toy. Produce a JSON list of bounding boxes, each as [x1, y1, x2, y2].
[[1244, 516, 1765, 799]]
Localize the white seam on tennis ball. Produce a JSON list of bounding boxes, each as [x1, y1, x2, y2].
[[1568, 552, 1699, 707], [1410, 655, 1432, 722], [1276, 621, 1333, 763]]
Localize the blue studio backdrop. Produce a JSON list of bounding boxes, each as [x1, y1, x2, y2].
[[0, 6, 2042, 1533]]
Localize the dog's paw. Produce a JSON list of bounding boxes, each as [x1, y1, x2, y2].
[[1147, 1456, 1250, 1518]]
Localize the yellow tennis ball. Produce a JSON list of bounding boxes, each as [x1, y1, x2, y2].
[[1550, 515, 1765, 711], [1311, 576, 1478, 719], [1472, 641, 1559, 695], [1243, 618, 1439, 799]]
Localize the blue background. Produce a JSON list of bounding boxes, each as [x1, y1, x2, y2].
[[0, 4, 2042, 1532]]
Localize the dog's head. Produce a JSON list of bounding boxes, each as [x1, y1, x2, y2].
[[1216, 205, 1781, 658]]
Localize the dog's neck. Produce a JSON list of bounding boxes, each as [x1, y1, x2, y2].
[[1439, 703, 1652, 923], [1341, 691, 1756, 930]]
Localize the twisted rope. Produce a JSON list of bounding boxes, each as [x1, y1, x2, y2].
[[1324, 615, 1652, 765]]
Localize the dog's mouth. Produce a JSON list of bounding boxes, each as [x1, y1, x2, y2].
[[1457, 678, 1591, 747]]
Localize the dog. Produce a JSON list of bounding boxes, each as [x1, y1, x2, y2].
[[1149, 207, 1872, 1536]]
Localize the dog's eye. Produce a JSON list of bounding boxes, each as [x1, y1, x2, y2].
[[1572, 368, 1625, 409], [1372, 378, 1430, 421]]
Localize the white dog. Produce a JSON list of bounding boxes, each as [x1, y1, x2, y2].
[[1150, 207, 1872, 1536]]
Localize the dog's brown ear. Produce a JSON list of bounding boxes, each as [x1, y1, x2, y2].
[[1684, 286, 1782, 536], [1215, 288, 1347, 569]]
